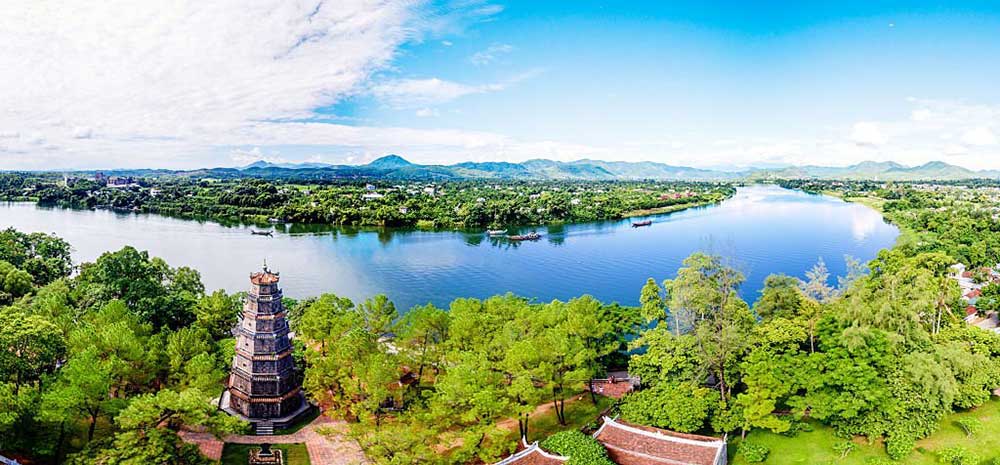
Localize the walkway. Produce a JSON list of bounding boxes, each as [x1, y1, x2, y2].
[[180, 414, 368, 465]]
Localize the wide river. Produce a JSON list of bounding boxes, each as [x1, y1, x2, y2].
[[1, 185, 898, 310]]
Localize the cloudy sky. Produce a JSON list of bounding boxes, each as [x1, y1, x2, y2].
[[2, 1, 1000, 170]]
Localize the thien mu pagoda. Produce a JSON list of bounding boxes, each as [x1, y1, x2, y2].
[[221, 265, 311, 433]]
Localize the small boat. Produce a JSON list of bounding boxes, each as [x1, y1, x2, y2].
[[632, 220, 653, 228], [267, 218, 283, 224], [251, 230, 273, 237], [507, 232, 541, 241], [487, 229, 507, 236]]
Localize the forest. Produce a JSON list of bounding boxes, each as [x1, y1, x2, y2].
[[0, 173, 734, 230], [2, 180, 1000, 464]]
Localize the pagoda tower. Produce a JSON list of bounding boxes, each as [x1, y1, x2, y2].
[[222, 265, 309, 429]]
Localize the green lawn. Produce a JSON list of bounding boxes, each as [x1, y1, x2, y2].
[[220, 443, 311, 465], [522, 394, 614, 443], [729, 398, 1000, 464]]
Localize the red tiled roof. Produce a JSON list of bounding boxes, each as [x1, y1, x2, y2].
[[593, 417, 726, 465], [963, 271, 974, 278], [250, 271, 280, 285], [966, 289, 982, 298], [588, 378, 637, 399], [967, 305, 978, 316]]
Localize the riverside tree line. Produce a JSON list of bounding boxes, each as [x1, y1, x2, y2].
[[2, 181, 1000, 464], [0, 172, 733, 229]]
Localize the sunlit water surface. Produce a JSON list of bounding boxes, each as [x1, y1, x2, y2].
[[1, 185, 898, 310]]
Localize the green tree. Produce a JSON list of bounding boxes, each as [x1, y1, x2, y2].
[[40, 349, 120, 442], [0, 309, 66, 394], [193, 290, 240, 339], [753, 274, 803, 320]]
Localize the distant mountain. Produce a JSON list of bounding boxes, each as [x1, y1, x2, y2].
[[176, 156, 998, 181], [240, 160, 335, 170], [365, 154, 413, 169], [750, 160, 982, 181]]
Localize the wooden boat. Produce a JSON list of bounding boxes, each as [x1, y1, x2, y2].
[[632, 220, 653, 227], [487, 229, 507, 236], [250, 230, 273, 237], [507, 232, 541, 241]]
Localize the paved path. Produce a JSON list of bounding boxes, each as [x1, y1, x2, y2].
[[180, 415, 368, 465]]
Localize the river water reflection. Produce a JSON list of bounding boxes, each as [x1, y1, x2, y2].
[[1, 185, 899, 310]]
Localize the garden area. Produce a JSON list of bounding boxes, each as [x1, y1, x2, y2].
[[730, 398, 1000, 464]]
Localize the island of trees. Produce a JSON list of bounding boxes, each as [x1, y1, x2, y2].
[[0, 172, 734, 230], [3, 179, 1000, 464]]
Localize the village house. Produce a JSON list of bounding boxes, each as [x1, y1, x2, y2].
[[952, 263, 1000, 332]]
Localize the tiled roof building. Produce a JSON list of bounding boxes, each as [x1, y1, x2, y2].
[[495, 417, 727, 465], [495, 440, 568, 465], [593, 417, 727, 465]]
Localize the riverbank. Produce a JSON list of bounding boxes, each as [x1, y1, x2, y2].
[[621, 197, 723, 218], [819, 189, 922, 248], [4, 189, 733, 234]]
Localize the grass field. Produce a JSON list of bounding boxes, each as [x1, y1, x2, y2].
[[526, 394, 614, 442], [220, 443, 311, 465], [729, 398, 1000, 464]]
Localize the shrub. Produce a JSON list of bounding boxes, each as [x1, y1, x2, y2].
[[738, 440, 770, 463], [956, 418, 982, 438], [779, 420, 813, 437], [937, 446, 979, 465], [540, 431, 614, 465], [834, 440, 858, 458], [886, 435, 915, 461]]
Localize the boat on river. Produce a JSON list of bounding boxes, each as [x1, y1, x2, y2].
[[250, 230, 273, 237], [632, 220, 653, 227], [487, 229, 507, 236], [507, 232, 541, 241]]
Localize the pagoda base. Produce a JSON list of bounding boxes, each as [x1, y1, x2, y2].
[[220, 391, 315, 431]]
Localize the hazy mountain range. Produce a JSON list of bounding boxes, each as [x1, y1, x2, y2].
[[219, 155, 999, 181]]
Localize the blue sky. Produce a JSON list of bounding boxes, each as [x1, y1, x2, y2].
[[2, 1, 1000, 169]]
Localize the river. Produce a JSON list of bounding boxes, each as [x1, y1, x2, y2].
[[0, 185, 898, 310]]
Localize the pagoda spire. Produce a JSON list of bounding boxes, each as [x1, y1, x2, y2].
[[221, 267, 310, 430]]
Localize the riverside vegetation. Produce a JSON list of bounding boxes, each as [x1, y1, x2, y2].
[[0, 172, 734, 229], [2, 181, 1000, 464]]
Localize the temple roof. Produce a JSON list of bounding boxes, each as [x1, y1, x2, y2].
[[495, 441, 568, 465], [592, 417, 726, 465], [250, 267, 280, 285]]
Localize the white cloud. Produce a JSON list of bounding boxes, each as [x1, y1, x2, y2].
[[961, 127, 997, 146], [415, 108, 440, 117], [469, 43, 513, 65], [369, 78, 504, 108], [368, 69, 541, 109], [0, 1, 505, 169], [850, 122, 889, 146]]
